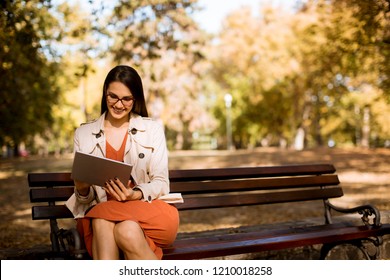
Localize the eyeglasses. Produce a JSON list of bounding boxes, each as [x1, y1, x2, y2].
[[106, 93, 134, 106]]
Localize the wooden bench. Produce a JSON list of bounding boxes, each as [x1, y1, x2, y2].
[[28, 163, 390, 260]]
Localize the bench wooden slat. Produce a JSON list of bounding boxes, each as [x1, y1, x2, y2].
[[30, 187, 74, 202], [175, 187, 343, 210], [32, 205, 73, 220], [170, 174, 340, 194], [27, 165, 336, 188], [30, 187, 343, 213], [163, 224, 390, 259], [169, 164, 336, 182], [29, 175, 340, 202], [28, 172, 73, 187]]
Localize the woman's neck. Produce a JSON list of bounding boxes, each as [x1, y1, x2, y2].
[[104, 115, 129, 129]]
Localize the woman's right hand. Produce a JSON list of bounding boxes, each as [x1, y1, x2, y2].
[[74, 180, 91, 196]]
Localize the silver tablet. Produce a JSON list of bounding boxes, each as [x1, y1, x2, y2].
[[71, 151, 133, 187]]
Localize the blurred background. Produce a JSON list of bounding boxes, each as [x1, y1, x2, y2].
[[1, 0, 390, 254], [1, 0, 389, 157]]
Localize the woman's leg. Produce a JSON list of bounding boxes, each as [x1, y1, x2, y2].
[[92, 218, 120, 259], [114, 220, 158, 260]]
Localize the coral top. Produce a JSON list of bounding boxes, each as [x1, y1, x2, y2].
[[105, 133, 129, 200], [106, 132, 127, 162]]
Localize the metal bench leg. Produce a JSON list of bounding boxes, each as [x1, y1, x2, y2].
[[58, 227, 88, 259], [49, 219, 60, 253], [320, 236, 383, 260]]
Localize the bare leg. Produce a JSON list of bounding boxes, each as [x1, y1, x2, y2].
[[92, 218, 120, 260], [114, 220, 158, 260]]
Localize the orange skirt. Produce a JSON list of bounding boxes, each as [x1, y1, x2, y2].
[[76, 199, 179, 259]]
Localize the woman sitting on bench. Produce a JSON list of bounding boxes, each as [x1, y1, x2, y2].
[[66, 65, 182, 260]]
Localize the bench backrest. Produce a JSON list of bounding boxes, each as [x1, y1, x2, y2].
[[28, 164, 341, 220]]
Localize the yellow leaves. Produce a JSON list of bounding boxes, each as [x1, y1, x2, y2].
[[14, 21, 27, 31], [1, 61, 13, 70], [372, 102, 390, 137], [207, 0, 389, 148]]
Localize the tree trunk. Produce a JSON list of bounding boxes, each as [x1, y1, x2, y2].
[[294, 127, 305, 151], [361, 106, 370, 148], [13, 143, 19, 157]]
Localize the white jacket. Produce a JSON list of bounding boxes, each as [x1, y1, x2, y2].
[[65, 112, 183, 218]]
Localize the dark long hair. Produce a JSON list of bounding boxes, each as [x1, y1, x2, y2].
[[100, 65, 149, 117]]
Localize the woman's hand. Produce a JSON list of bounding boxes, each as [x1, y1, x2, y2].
[[74, 180, 91, 196], [104, 177, 143, 201]]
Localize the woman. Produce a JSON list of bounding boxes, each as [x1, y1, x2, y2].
[[65, 65, 182, 260]]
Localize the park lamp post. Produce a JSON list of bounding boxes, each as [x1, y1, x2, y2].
[[224, 93, 233, 150]]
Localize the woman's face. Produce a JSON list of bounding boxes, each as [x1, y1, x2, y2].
[[105, 81, 134, 121]]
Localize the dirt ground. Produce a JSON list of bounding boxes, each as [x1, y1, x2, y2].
[[1, 146, 390, 251]]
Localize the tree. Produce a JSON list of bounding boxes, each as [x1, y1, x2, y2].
[[297, 0, 390, 147], [334, 0, 389, 97], [210, 6, 298, 148], [107, 0, 216, 149], [0, 0, 111, 156], [0, 0, 61, 155], [108, 0, 199, 64], [209, 0, 389, 149]]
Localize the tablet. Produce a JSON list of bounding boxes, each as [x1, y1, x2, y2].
[[71, 151, 133, 187]]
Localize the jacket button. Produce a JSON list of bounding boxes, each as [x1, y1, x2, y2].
[[131, 128, 137, 135], [148, 195, 152, 202], [139, 153, 145, 159]]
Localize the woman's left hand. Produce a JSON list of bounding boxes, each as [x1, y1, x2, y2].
[[104, 178, 143, 201]]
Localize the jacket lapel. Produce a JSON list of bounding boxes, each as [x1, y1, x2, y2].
[[91, 114, 106, 156], [128, 113, 153, 149]]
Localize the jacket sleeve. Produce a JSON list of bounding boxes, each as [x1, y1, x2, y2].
[[73, 127, 81, 152], [67, 126, 97, 216]]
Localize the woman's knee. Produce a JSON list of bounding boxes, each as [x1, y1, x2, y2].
[[114, 221, 145, 248]]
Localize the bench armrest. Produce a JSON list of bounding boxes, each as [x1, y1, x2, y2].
[[324, 200, 381, 227]]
